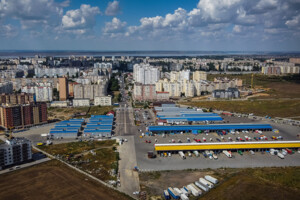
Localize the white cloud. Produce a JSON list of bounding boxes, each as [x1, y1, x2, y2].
[[62, 4, 100, 34], [0, 0, 69, 29], [285, 14, 300, 28], [105, 1, 121, 16], [0, 24, 18, 38], [103, 17, 126, 34]]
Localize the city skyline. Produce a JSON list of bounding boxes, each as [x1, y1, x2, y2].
[[0, 0, 300, 51]]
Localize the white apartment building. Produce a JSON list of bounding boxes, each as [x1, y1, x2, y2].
[[21, 83, 53, 102], [73, 99, 90, 107], [94, 96, 112, 106], [0, 137, 32, 169], [35, 66, 79, 78], [74, 83, 107, 100], [133, 64, 160, 84], [94, 62, 112, 69], [192, 71, 207, 81]]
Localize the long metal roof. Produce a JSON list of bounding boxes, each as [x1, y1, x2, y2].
[[160, 116, 223, 121], [155, 141, 300, 151], [148, 124, 272, 131]]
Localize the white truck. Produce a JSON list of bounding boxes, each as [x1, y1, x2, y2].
[[193, 150, 199, 157], [205, 175, 218, 184], [222, 150, 232, 158], [179, 151, 186, 159], [277, 152, 285, 159]]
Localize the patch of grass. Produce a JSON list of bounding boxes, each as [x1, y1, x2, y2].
[[40, 140, 119, 182], [181, 99, 300, 118]]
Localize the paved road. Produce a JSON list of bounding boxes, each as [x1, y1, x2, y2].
[[0, 157, 51, 175], [116, 74, 140, 198]]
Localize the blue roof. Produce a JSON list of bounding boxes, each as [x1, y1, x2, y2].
[[148, 124, 272, 132], [91, 115, 113, 118], [50, 130, 78, 134], [84, 129, 111, 133], [160, 116, 223, 121]]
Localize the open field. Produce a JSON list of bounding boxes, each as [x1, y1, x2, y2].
[[181, 99, 300, 118], [39, 140, 119, 181], [47, 106, 113, 120], [0, 160, 132, 200], [207, 74, 300, 99], [139, 167, 300, 200]]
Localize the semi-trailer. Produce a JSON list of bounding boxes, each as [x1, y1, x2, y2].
[[205, 175, 218, 184], [174, 188, 182, 196], [183, 186, 192, 195], [163, 190, 170, 200], [195, 181, 209, 192], [179, 151, 186, 159], [167, 187, 180, 199], [190, 183, 203, 195], [222, 150, 232, 158], [200, 178, 214, 189], [180, 194, 189, 200], [180, 188, 189, 196], [186, 184, 200, 197]]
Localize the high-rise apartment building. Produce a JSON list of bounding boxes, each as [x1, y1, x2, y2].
[[192, 71, 207, 81], [133, 64, 160, 84], [0, 103, 47, 129], [59, 77, 68, 101]]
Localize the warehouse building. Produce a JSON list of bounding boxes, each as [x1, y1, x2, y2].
[[83, 115, 113, 138], [154, 141, 300, 152], [155, 104, 222, 123], [148, 124, 273, 134], [0, 137, 32, 169], [49, 119, 84, 139]]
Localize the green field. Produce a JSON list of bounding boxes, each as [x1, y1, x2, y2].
[[181, 99, 300, 118], [40, 140, 119, 181]]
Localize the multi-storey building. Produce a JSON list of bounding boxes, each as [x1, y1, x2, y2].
[[212, 88, 240, 99], [94, 96, 112, 106], [0, 137, 32, 169], [133, 64, 160, 84], [0, 82, 13, 94], [74, 83, 107, 100], [0, 93, 34, 105], [34, 66, 79, 78], [72, 99, 90, 107], [133, 83, 156, 101], [0, 103, 47, 129], [192, 71, 207, 81], [59, 77, 68, 101], [21, 83, 53, 102]]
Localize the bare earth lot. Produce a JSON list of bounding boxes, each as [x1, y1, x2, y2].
[[0, 160, 132, 200], [140, 167, 300, 200]]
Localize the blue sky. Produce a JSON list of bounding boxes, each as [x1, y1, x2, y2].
[[0, 0, 300, 51]]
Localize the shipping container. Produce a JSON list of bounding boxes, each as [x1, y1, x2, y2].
[[163, 190, 170, 200], [200, 178, 214, 189], [180, 193, 189, 200], [167, 187, 179, 199], [195, 181, 209, 192]]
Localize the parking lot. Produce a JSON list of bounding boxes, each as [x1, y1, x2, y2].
[[133, 111, 300, 171]]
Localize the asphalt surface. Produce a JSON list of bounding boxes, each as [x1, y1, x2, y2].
[[115, 74, 140, 197], [134, 111, 300, 171]]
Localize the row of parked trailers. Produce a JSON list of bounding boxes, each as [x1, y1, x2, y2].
[[164, 175, 218, 200]]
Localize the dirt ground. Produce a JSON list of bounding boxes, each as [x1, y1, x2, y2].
[[139, 167, 300, 200], [0, 160, 132, 200]]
